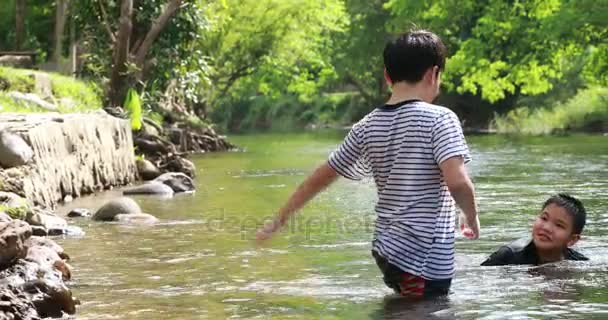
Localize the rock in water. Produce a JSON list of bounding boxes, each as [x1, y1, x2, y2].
[[153, 172, 195, 193], [93, 197, 142, 221], [123, 182, 174, 196], [0, 220, 32, 268], [166, 156, 196, 178], [114, 213, 159, 224], [67, 208, 91, 218], [0, 131, 34, 168], [26, 208, 68, 235], [136, 159, 161, 180]]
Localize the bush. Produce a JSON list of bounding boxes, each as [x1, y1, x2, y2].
[[211, 91, 369, 132], [493, 87, 608, 134]]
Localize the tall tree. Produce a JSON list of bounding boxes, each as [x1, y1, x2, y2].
[[107, 0, 184, 107], [52, 0, 69, 64], [15, 0, 25, 50]]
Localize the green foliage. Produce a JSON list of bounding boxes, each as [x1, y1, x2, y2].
[[201, 0, 348, 130], [0, 67, 35, 92], [0, 202, 28, 220], [493, 87, 608, 134], [212, 91, 365, 132], [386, 0, 608, 103], [124, 88, 142, 131], [0, 67, 102, 113], [74, 0, 209, 111]]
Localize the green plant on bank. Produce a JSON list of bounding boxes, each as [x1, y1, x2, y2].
[[0, 204, 27, 220], [123, 88, 142, 131], [493, 87, 608, 134]]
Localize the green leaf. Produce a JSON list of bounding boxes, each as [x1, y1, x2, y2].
[[124, 88, 142, 131]]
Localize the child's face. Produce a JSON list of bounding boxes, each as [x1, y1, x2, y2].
[[532, 203, 579, 252]]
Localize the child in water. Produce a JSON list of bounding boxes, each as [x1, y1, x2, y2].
[[481, 193, 588, 266]]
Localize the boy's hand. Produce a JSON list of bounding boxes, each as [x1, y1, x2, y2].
[[255, 218, 283, 243], [460, 214, 480, 239]]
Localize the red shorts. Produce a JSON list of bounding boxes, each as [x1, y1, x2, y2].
[[372, 250, 451, 297]]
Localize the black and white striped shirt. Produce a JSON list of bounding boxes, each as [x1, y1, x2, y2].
[[328, 100, 471, 280]]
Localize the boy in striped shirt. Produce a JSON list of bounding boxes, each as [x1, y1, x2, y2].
[[257, 30, 480, 298]]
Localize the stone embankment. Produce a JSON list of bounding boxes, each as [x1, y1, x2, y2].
[[0, 112, 137, 208]]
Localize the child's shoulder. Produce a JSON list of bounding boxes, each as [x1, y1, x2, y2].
[[480, 238, 533, 266]]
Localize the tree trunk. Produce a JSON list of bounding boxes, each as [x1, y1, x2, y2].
[[15, 0, 26, 50], [108, 0, 134, 108], [132, 0, 183, 81], [53, 0, 69, 66]]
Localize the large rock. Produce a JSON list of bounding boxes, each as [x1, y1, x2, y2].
[[153, 172, 195, 193], [136, 159, 161, 180], [93, 197, 141, 221], [123, 182, 174, 196], [25, 246, 71, 281], [0, 131, 34, 168], [0, 220, 32, 268]]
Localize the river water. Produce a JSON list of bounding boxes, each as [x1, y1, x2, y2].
[[57, 132, 608, 319]]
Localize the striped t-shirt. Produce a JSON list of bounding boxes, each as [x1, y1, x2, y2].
[[328, 99, 471, 280]]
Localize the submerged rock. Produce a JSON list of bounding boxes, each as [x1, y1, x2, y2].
[[66, 208, 91, 218], [114, 213, 158, 224], [123, 182, 174, 196], [153, 172, 195, 193], [93, 197, 142, 221]]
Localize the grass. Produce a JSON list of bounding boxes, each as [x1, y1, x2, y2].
[[0, 66, 102, 113], [493, 86, 608, 134]]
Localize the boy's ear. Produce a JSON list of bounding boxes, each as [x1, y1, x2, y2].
[[384, 68, 393, 86], [423, 66, 439, 85], [567, 234, 581, 247]]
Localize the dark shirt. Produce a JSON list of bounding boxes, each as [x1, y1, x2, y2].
[[481, 238, 589, 266]]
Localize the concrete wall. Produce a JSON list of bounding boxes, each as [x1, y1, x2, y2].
[[0, 112, 136, 208]]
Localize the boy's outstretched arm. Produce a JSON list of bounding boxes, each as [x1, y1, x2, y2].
[[256, 162, 339, 242], [440, 156, 480, 239]]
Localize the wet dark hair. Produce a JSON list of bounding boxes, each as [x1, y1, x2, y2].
[[543, 193, 587, 234], [383, 30, 447, 84]]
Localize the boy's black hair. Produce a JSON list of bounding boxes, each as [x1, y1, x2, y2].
[[383, 30, 447, 84], [543, 193, 586, 234]]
